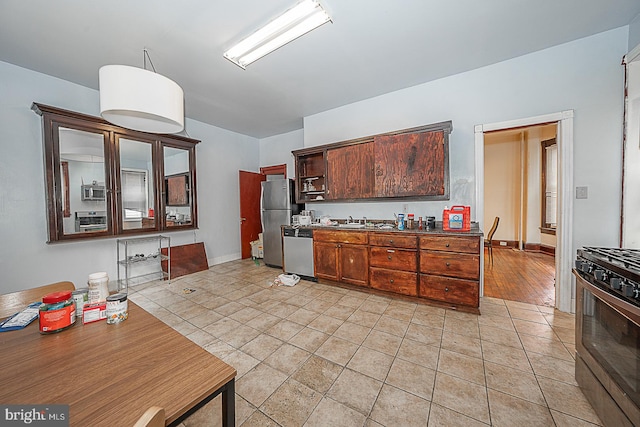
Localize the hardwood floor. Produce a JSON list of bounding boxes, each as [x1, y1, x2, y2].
[[484, 247, 556, 307]]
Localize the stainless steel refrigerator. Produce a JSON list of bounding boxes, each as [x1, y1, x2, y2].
[[261, 179, 301, 267]]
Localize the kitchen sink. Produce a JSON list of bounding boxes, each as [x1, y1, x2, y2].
[[338, 223, 365, 229]]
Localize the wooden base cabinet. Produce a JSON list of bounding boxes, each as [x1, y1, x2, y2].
[[312, 229, 482, 310], [313, 230, 368, 287], [419, 235, 481, 308], [369, 233, 418, 296]]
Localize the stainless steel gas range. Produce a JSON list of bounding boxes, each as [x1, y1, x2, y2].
[[574, 247, 640, 427]]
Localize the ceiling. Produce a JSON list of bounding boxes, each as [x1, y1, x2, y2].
[[2, 1, 640, 139]]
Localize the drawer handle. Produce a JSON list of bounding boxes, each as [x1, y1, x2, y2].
[[445, 287, 449, 292], [389, 240, 393, 244], [387, 255, 392, 260], [446, 262, 450, 267], [390, 279, 394, 283], [445, 243, 450, 247]]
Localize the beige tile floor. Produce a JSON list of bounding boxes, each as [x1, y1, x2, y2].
[[128, 259, 602, 427]]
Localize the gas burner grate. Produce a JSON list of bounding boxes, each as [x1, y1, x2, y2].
[[581, 247, 640, 273], [577, 247, 640, 307]]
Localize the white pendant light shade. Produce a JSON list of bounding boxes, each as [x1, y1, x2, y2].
[[99, 65, 184, 134]]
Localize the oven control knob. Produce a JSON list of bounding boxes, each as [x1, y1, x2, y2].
[[594, 269, 607, 282], [575, 260, 590, 272], [610, 277, 622, 290], [622, 283, 635, 297]]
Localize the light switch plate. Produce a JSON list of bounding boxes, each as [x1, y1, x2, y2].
[[576, 186, 588, 199]]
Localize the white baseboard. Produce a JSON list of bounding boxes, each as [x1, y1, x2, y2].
[[208, 252, 241, 266]]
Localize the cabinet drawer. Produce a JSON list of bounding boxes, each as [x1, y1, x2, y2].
[[419, 251, 479, 280], [369, 247, 417, 271], [370, 267, 417, 296], [419, 235, 480, 254], [313, 229, 368, 244], [419, 275, 479, 307], [369, 233, 417, 249]]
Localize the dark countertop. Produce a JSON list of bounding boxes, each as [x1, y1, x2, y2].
[[285, 222, 483, 237]]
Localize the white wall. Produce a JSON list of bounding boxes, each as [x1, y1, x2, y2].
[[0, 60, 259, 294], [303, 28, 627, 261], [629, 13, 640, 51], [259, 129, 304, 177]]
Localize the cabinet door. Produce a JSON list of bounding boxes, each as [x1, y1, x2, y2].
[[326, 143, 374, 200], [374, 131, 445, 197], [314, 241, 339, 281], [340, 244, 369, 286]]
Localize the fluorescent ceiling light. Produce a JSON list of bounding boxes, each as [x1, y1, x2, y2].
[[224, 0, 331, 69]]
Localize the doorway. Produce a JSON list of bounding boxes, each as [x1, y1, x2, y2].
[[483, 125, 557, 251], [475, 111, 574, 313], [483, 125, 557, 306], [238, 164, 288, 259]]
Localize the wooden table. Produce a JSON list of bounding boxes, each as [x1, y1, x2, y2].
[[0, 301, 236, 426]]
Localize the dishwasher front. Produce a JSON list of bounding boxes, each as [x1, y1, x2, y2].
[[283, 227, 316, 280]]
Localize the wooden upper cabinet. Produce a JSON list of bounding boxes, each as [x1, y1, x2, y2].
[[293, 121, 452, 202], [326, 143, 374, 200], [295, 151, 326, 203], [374, 131, 446, 198]]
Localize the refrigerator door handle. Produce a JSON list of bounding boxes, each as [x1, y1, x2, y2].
[[260, 184, 265, 232]]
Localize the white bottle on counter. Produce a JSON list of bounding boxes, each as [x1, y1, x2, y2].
[[87, 271, 110, 303]]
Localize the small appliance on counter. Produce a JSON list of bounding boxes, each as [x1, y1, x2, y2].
[[299, 210, 315, 226]]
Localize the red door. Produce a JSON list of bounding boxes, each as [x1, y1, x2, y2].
[[239, 171, 266, 259]]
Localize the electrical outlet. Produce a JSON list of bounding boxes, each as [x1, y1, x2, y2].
[[499, 241, 507, 246], [576, 186, 588, 199], [402, 204, 408, 214]]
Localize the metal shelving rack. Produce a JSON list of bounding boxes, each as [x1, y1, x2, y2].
[[117, 235, 170, 291]]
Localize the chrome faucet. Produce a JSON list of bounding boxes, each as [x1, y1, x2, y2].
[[348, 215, 353, 223], [362, 216, 367, 225]]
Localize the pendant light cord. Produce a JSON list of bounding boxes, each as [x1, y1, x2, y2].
[[143, 48, 157, 73]]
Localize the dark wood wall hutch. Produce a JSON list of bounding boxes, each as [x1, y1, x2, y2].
[[33, 103, 199, 242]]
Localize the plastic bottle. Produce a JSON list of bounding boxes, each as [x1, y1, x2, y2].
[[87, 272, 110, 303]]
